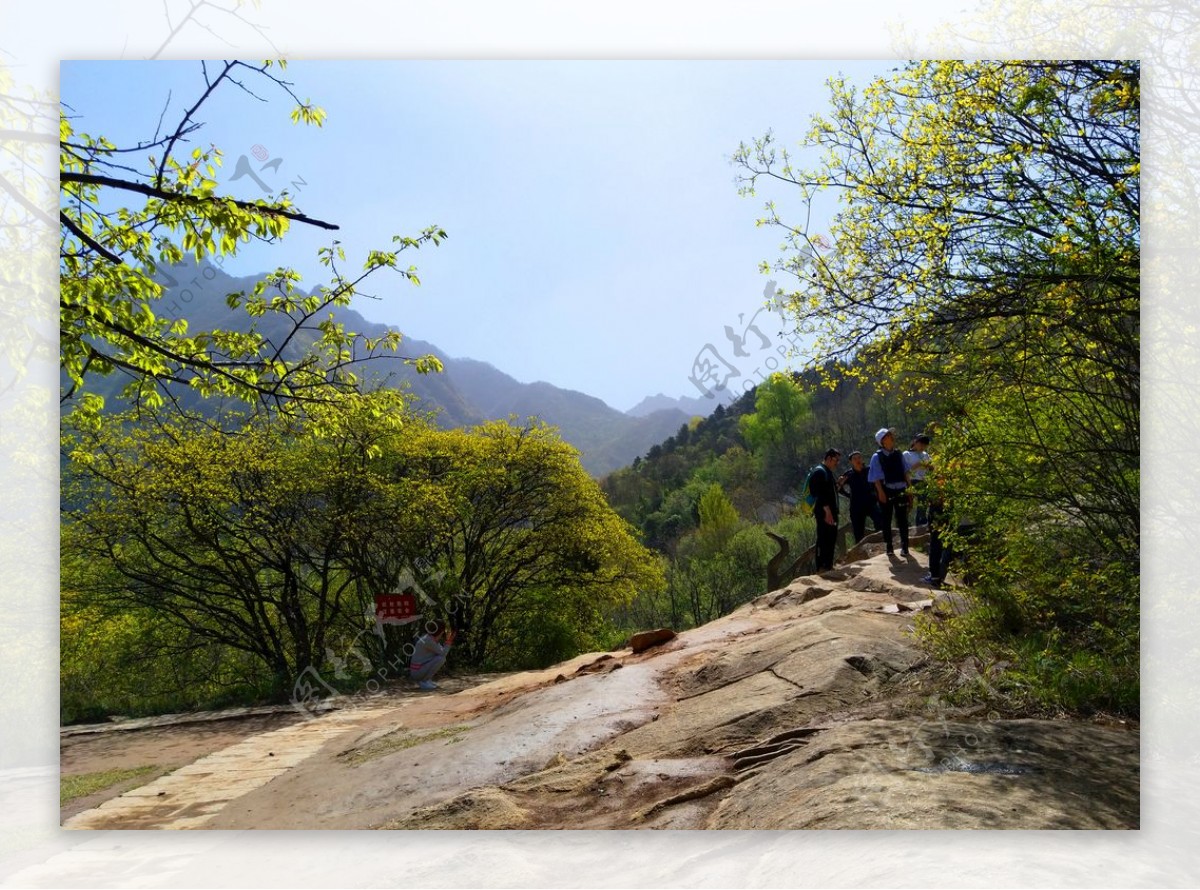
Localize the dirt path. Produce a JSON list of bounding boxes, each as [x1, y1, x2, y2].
[[63, 704, 405, 829]]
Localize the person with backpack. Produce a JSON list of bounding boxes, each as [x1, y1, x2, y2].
[[838, 450, 882, 543], [868, 428, 911, 557], [807, 448, 842, 571]]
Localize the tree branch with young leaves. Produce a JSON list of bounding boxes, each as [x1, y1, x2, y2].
[[60, 60, 446, 421], [734, 59, 1138, 543]]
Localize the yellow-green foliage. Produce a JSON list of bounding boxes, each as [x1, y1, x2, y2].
[[916, 548, 1139, 716], [62, 393, 664, 715], [696, 483, 740, 552], [736, 60, 1139, 715], [395, 420, 665, 667], [60, 583, 274, 723]]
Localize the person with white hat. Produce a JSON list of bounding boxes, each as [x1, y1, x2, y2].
[[867, 427, 911, 557]]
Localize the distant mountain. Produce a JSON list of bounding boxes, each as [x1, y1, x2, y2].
[[625, 392, 728, 419], [77, 259, 695, 477], [366, 342, 693, 476], [445, 361, 693, 473]]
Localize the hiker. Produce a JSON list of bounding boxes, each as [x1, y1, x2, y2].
[[409, 619, 455, 691], [868, 428, 911, 557], [838, 450, 882, 543], [808, 448, 842, 571], [922, 482, 951, 587], [903, 434, 932, 526]]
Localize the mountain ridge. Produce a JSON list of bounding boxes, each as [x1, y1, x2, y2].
[[625, 391, 726, 418], [89, 259, 702, 476]]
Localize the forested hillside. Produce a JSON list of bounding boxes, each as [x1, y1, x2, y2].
[[732, 59, 1139, 715], [604, 60, 1139, 717]]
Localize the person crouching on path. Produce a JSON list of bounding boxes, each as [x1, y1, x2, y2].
[[868, 428, 911, 557], [409, 620, 455, 690], [810, 448, 842, 571], [838, 450, 882, 543]]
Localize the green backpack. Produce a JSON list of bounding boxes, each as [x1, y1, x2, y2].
[[803, 465, 826, 513]]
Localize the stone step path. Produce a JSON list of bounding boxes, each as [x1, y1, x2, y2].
[[63, 703, 402, 830], [61, 702, 306, 738]]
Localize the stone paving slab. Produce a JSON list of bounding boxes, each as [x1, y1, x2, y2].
[[63, 704, 400, 830], [59, 703, 317, 737]]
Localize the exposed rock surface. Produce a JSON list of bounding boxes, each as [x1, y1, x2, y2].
[[713, 717, 1137, 829], [629, 627, 677, 654], [65, 550, 1139, 830]]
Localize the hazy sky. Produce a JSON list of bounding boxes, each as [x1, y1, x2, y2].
[[62, 59, 891, 410]]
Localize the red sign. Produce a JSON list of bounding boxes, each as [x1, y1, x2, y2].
[[375, 592, 420, 624]]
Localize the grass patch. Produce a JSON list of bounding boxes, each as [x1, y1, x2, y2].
[[340, 725, 470, 766], [60, 765, 160, 805], [914, 595, 1139, 719]]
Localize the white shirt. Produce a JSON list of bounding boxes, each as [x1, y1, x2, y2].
[[903, 449, 930, 481]]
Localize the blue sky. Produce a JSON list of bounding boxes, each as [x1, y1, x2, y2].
[[62, 59, 891, 410]]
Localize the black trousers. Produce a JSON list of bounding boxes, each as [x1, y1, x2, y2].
[[881, 488, 909, 551], [927, 502, 953, 581], [849, 502, 882, 543], [816, 515, 838, 570]]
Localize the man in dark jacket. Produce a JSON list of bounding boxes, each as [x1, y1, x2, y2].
[[838, 450, 882, 543], [808, 448, 842, 571]]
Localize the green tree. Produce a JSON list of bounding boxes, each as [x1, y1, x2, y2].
[[696, 482, 740, 553], [738, 371, 811, 489], [60, 60, 445, 420], [61, 390, 434, 694], [63, 396, 664, 703], [663, 517, 779, 628], [403, 421, 664, 666], [60, 585, 270, 723], [735, 59, 1139, 713]]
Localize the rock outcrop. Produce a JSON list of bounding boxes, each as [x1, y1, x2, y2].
[[360, 555, 1137, 830], [628, 628, 677, 654], [68, 549, 1138, 831]]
